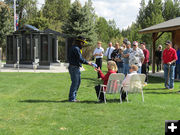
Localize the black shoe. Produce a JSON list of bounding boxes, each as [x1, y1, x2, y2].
[[98, 100, 104, 103]]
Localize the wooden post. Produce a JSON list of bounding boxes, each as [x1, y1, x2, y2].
[[172, 31, 175, 48], [152, 33, 158, 73]]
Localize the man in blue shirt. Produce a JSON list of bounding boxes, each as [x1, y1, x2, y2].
[[175, 44, 180, 80], [122, 41, 132, 75], [68, 36, 92, 102]]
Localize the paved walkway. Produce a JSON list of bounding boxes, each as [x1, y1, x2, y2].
[[149, 70, 180, 81], [0, 63, 84, 73]]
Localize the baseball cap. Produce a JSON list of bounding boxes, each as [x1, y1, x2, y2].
[[126, 41, 131, 45], [123, 38, 128, 44], [133, 41, 138, 46], [165, 40, 172, 45], [140, 42, 146, 45], [76, 36, 88, 44]]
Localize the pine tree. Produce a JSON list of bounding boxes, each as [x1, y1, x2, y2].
[[163, 0, 180, 21], [137, 0, 146, 28], [0, 2, 13, 49], [62, 0, 97, 45], [95, 17, 110, 43], [42, 0, 70, 22]]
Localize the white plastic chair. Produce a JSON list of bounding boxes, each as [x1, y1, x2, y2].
[[98, 73, 125, 103], [124, 74, 146, 102]]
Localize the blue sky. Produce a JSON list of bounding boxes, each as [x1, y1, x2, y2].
[[37, 0, 148, 30]]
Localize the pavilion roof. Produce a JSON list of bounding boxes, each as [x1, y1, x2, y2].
[[139, 17, 180, 34]]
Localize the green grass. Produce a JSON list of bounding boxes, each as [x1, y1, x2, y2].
[[0, 65, 179, 135]]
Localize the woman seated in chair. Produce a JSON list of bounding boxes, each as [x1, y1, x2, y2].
[[121, 65, 138, 100], [95, 61, 117, 102]]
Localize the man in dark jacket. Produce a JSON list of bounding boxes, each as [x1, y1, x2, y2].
[[68, 36, 92, 102]]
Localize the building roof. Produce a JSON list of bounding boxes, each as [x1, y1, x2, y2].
[[44, 29, 66, 37], [139, 17, 180, 34]]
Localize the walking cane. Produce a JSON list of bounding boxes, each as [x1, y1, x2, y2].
[[166, 64, 171, 88]]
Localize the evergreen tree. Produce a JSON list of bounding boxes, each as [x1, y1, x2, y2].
[[163, 0, 180, 21], [95, 17, 110, 43], [0, 2, 13, 49], [62, 0, 97, 45], [27, 11, 49, 30], [137, 0, 146, 28], [42, 0, 70, 22]]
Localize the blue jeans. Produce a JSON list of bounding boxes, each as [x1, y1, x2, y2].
[[175, 64, 180, 79], [116, 62, 123, 73], [123, 63, 130, 75], [137, 66, 142, 74], [118, 67, 124, 73], [164, 64, 175, 89], [68, 65, 81, 101]]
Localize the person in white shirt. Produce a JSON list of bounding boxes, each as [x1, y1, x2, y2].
[[104, 42, 115, 61], [93, 41, 104, 78], [122, 65, 138, 87], [129, 41, 145, 73], [120, 65, 138, 101]]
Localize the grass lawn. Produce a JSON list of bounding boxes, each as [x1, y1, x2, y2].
[[0, 65, 179, 135]]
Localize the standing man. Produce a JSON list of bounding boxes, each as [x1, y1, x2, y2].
[[155, 45, 163, 72], [68, 36, 92, 102], [140, 42, 149, 83], [175, 44, 180, 80], [104, 42, 115, 61], [122, 41, 132, 75], [93, 41, 104, 78], [129, 41, 144, 74], [162, 40, 177, 90]]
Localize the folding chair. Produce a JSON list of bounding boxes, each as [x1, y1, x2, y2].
[[124, 74, 146, 102], [98, 73, 125, 103]]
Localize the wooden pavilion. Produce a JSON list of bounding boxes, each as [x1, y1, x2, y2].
[[139, 17, 180, 73]]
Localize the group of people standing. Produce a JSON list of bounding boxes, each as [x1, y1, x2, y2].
[[68, 36, 179, 102], [155, 43, 180, 81], [93, 39, 149, 82]]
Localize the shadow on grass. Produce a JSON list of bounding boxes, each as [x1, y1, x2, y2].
[[144, 91, 179, 94], [148, 76, 165, 83], [19, 99, 67, 103], [144, 88, 166, 90], [19, 99, 125, 104]]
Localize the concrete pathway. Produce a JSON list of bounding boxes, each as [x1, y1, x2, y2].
[[149, 70, 180, 81], [0, 63, 84, 73]]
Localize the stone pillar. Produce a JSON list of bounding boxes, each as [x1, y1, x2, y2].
[[48, 34, 51, 63], [30, 34, 33, 61], [56, 38, 59, 62], [39, 35, 41, 61], [13, 35, 17, 63]]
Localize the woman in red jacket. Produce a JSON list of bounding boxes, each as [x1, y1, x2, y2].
[[95, 61, 117, 102]]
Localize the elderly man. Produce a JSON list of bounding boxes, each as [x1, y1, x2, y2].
[[129, 41, 144, 73], [162, 40, 177, 90], [122, 41, 132, 75], [104, 42, 115, 61]]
